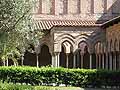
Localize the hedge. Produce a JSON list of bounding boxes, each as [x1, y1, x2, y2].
[[0, 66, 120, 88]]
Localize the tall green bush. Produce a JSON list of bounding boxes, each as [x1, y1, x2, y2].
[[0, 66, 120, 88]]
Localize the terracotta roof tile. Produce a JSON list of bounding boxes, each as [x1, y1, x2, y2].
[[33, 20, 101, 30]]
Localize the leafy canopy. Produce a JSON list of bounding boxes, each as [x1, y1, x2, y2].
[[0, 0, 42, 64]]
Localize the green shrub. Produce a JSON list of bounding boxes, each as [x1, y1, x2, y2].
[[0, 66, 120, 88]]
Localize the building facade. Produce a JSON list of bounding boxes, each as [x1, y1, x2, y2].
[[23, 0, 120, 70]]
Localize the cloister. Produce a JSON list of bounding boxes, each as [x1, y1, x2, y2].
[[1, 0, 120, 70], [24, 0, 120, 70]]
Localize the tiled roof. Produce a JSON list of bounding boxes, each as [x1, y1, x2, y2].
[[33, 20, 101, 30]]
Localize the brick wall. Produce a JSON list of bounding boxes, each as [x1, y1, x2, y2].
[[33, 0, 120, 21]]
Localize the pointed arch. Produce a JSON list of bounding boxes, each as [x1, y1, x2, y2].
[[55, 33, 75, 41], [39, 41, 52, 54], [76, 36, 91, 50], [78, 41, 90, 69], [56, 36, 75, 53]]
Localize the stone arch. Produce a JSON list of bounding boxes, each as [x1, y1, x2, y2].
[[56, 36, 75, 53], [76, 36, 91, 52], [60, 40, 74, 68], [78, 41, 90, 69], [55, 33, 75, 41], [39, 41, 52, 54], [94, 42, 104, 69], [39, 44, 52, 67], [62, 40, 73, 53], [78, 41, 90, 53]]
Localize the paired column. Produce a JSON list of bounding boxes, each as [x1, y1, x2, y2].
[[52, 52, 60, 67]]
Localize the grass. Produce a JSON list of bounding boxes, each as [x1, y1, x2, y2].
[[0, 82, 118, 90], [0, 82, 81, 90]]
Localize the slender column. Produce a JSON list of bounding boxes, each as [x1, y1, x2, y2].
[[77, 52, 80, 67], [109, 52, 112, 70], [66, 53, 69, 68], [106, 52, 108, 70], [81, 53, 83, 68], [55, 54, 58, 67], [73, 54, 76, 68], [96, 54, 98, 69], [14, 62, 16, 66], [57, 53, 60, 67], [52, 54, 55, 67], [102, 53, 105, 69], [21, 54, 24, 66], [36, 54, 39, 67], [98, 53, 101, 69], [90, 54, 92, 69]]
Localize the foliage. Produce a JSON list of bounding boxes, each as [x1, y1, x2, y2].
[[0, 0, 42, 64], [0, 66, 120, 88]]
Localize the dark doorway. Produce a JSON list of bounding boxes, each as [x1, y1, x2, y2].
[[39, 45, 51, 67], [83, 46, 90, 69], [60, 46, 66, 68], [68, 52, 73, 68], [76, 50, 81, 68]]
